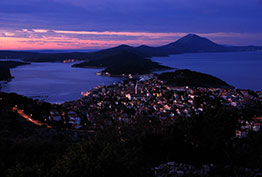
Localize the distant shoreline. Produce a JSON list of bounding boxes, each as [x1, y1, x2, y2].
[[97, 67, 175, 78]]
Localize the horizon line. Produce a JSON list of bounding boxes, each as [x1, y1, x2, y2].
[[1, 29, 262, 50]]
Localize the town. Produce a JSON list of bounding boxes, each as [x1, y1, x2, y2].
[[19, 76, 260, 138]]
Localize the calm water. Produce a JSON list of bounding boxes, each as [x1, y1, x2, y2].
[[152, 51, 262, 91], [1, 52, 261, 103], [1, 62, 122, 103]]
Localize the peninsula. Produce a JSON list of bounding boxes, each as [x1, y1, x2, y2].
[[0, 61, 30, 81], [72, 51, 171, 76], [1, 34, 262, 77], [158, 69, 234, 89]]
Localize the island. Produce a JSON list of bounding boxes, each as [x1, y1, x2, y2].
[[1, 34, 262, 77], [0, 34, 262, 63], [158, 69, 234, 89], [72, 51, 172, 76]]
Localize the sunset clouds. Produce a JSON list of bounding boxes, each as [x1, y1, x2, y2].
[[1, 29, 262, 50], [0, 0, 262, 49]]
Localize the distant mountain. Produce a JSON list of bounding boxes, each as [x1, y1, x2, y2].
[[92, 34, 262, 57], [1, 33, 260, 76], [0, 51, 93, 62], [72, 51, 171, 76], [159, 34, 227, 53], [0, 61, 30, 69], [0, 33, 261, 63], [24, 49, 98, 53], [158, 69, 234, 89], [0, 51, 37, 60]]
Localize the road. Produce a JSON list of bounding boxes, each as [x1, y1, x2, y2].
[[12, 107, 52, 128]]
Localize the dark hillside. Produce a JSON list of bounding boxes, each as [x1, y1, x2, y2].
[[158, 69, 234, 88], [73, 51, 171, 75]]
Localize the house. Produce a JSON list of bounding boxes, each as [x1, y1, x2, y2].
[[236, 130, 248, 138]]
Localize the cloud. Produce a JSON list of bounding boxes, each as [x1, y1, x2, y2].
[[0, 0, 261, 49], [1, 28, 262, 50], [3, 32, 15, 37], [0, 0, 261, 33], [32, 29, 49, 33], [53, 30, 187, 38]]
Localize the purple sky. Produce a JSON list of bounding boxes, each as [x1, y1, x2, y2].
[[0, 0, 262, 49]]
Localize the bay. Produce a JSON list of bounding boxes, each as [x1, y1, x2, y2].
[[1, 62, 122, 103]]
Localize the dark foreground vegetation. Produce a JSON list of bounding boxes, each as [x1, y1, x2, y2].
[[0, 68, 12, 81], [0, 91, 262, 177]]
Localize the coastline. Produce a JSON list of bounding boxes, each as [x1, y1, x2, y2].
[[97, 67, 175, 78], [3, 51, 262, 103]]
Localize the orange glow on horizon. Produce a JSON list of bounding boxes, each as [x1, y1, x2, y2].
[[0, 36, 174, 50], [1, 29, 261, 50]]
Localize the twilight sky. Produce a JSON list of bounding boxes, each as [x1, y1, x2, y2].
[[0, 0, 262, 50]]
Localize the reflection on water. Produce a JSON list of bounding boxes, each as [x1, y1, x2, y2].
[[152, 51, 262, 91], [1, 62, 122, 103]]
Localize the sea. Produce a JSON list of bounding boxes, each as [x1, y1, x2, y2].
[[0, 62, 122, 103], [1, 51, 261, 103], [152, 51, 262, 91]]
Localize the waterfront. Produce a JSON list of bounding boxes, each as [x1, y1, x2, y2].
[[152, 51, 262, 91], [1, 51, 261, 103]]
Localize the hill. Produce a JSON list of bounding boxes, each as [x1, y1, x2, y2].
[[94, 34, 262, 57], [0, 51, 37, 59], [0, 92, 74, 177], [158, 69, 234, 89], [0, 61, 30, 69], [1, 34, 262, 63], [0, 61, 30, 81], [71, 34, 262, 76], [73, 51, 171, 75], [0, 51, 92, 62], [159, 34, 228, 54]]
